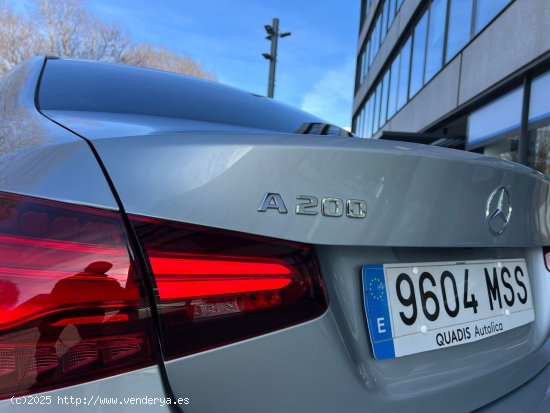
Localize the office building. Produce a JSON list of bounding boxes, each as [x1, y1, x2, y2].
[[353, 0, 550, 175]]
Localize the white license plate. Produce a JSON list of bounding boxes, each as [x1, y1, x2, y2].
[[362, 259, 534, 360]]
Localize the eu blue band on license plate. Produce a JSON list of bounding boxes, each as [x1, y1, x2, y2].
[[362, 264, 395, 360]]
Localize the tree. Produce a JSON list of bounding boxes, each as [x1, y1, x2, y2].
[[33, 0, 130, 62], [121, 44, 215, 80], [0, 3, 41, 73], [0, 0, 214, 80]]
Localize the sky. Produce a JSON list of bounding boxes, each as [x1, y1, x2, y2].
[[84, 0, 360, 128]]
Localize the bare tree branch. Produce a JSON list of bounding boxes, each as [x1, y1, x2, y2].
[[121, 44, 215, 80], [0, 0, 215, 80]]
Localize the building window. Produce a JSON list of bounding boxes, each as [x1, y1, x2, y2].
[[483, 136, 519, 162], [475, 0, 511, 34], [424, 0, 448, 83], [528, 126, 550, 176], [467, 86, 523, 148], [380, 0, 387, 42], [380, 70, 390, 126], [409, 11, 428, 98], [360, 43, 369, 82], [527, 71, 550, 175], [357, 109, 364, 138], [366, 40, 372, 74], [446, 0, 474, 63], [529, 71, 550, 124], [397, 37, 411, 110], [360, 47, 365, 81], [387, 55, 400, 120], [361, 0, 372, 25], [373, 82, 382, 132], [370, 16, 380, 66], [366, 95, 374, 137], [388, 0, 396, 31]]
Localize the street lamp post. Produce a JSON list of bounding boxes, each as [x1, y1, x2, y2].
[[262, 17, 291, 98]]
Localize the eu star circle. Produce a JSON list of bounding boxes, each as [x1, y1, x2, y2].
[[368, 276, 385, 301]]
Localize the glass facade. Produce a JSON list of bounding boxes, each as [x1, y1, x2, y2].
[[446, 0, 473, 62], [527, 71, 550, 176], [482, 136, 519, 163], [357, 0, 405, 85], [373, 82, 382, 132], [366, 95, 373, 137], [409, 11, 428, 98], [397, 37, 411, 110], [371, 16, 380, 63], [462, 70, 550, 177], [380, 70, 390, 126], [354, 1, 549, 179], [359, 45, 366, 81], [475, 0, 510, 34], [528, 126, 550, 176], [424, 0, 447, 83], [354, 0, 513, 138], [388, 0, 396, 30], [387, 55, 399, 119], [467, 87, 523, 147], [529, 71, 550, 123], [361, 0, 373, 25]]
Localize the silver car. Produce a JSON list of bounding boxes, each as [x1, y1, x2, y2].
[[1, 57, 549, 412]]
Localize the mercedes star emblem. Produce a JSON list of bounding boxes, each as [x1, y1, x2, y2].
[[486, 187, 512, 235]]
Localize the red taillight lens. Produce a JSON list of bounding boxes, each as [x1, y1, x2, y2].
[[544, 247, 550, 272], [0, 193, 154, 398], [150, 255, 294, 300], [130, 216, 328, 358]]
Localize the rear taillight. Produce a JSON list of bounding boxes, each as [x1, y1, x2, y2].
[[130, 216, 328, 358], [0, 192, 154, 398], [544, 247, 550, 272]]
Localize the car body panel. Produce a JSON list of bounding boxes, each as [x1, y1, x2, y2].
[[0, 366, 171, 412], [38, 59, 324, 135], [0, 58, 117, 210], [42, 110, 292, 139], [39, 130, 550, 248], [477, 362, 550, 413]]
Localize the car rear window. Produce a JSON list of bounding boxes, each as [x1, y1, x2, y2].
[[39, 59, 323, 133]]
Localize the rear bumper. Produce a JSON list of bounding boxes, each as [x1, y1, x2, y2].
[[0, 366, 173, 412], [477, 361, 550, 413]]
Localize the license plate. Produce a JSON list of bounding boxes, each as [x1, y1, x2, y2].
[[362, 259, 534, 360]]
